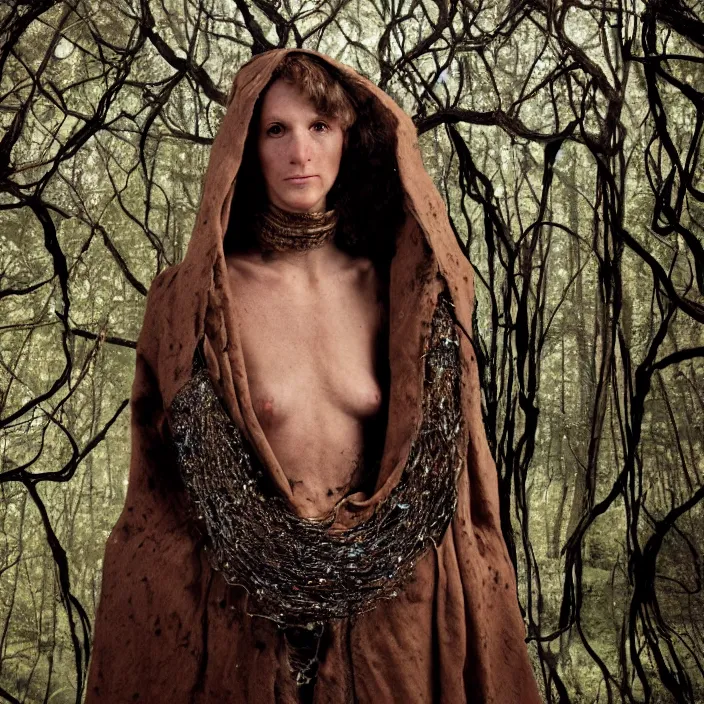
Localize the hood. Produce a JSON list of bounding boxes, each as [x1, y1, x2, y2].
[[152, 48, 486, 531]]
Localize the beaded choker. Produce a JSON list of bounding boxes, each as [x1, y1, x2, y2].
[[253, 202, 338, 252]]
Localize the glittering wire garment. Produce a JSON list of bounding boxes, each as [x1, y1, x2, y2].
[[254, 202, 338, 252], [167, 289, 464, 629]]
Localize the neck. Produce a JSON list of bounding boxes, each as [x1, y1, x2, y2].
[[254, 202, 338, 255]]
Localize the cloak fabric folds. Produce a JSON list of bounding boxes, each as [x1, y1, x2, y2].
[[86, 48, 543, 703]]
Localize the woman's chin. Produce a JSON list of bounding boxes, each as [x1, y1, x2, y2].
[[275, 196, 325, 214]]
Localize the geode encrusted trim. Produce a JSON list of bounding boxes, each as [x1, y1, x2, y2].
[[167, 289, 464, 628]]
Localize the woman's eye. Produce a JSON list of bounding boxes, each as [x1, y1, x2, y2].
[[266, 122, 329, 136]]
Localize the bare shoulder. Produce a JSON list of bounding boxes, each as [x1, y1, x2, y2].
[[225, 250, 256, 272], [355, 257, 385, 302], [225, 251, 277, 284], [342, 255, 387, 326], [340, 253, 379, 284]]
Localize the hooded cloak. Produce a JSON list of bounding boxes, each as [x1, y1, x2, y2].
[[86, 48, 543, 703]]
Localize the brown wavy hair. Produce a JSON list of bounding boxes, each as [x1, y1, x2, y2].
[[224, 52, 406, 280]]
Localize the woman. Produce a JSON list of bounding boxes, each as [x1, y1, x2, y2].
[[86, 49, 543, 704], [221, 56, 400, 523]]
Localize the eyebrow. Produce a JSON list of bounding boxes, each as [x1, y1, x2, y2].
[[262, 113, 329, 124]]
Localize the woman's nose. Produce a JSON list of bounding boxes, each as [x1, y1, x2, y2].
[[288, 130, 312, 163]]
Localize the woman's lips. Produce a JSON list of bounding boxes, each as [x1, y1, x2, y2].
[[286, 175, 316, 183]]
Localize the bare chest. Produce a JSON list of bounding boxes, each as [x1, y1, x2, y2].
[[225, 256, 386, 432]]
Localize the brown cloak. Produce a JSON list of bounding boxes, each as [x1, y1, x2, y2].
[[86, 48, 543, 703]]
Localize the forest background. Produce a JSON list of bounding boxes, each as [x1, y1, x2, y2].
[[0, 0, 703, 702]]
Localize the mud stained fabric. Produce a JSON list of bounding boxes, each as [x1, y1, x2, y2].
[[85, 48, 543, 704]]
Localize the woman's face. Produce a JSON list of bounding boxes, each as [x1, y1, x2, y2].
[[257, 79, 344, 214]]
